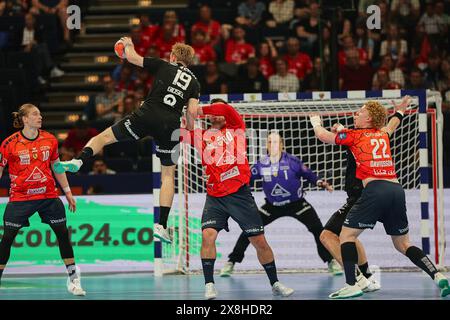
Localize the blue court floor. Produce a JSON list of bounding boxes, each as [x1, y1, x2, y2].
[[0, 272, 448, 300]]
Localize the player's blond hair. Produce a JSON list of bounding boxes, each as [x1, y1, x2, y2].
[[12, 104, 37, 129], [171, 43, 195, 66], [365, 101, 387, 129]]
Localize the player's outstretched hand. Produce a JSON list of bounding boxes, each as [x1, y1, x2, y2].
[[391, 95, 411, 113], [66, 193, 77, 213], [317, 180, 333, 192], [309, 114, 322, 128], [331, 123, 345, 133], [120, 36, 134, 48]]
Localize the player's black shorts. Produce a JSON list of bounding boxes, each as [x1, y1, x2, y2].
[[324, 196, 359, 236], [343, 180, 409, 236], [111, 105, 181, 166], [3, 198, 66, 230], [202, 184, 264, 237]]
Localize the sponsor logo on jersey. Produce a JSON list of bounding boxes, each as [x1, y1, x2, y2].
[[124, 119, 140, 140], [270, 183, 291, 198], [19, 154, 30, 165], [272, 199, 291, 206], [370, 160, 393, 167], [27, 186, 47, 195], [25, 167, 47, 182], [40, 145, 51, 151], [338, 133, 347, 140], [216, 150, 236, 166], [220, 166, 240, 182]]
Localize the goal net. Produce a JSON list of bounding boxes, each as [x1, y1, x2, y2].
[[155, 90, 445, 274]]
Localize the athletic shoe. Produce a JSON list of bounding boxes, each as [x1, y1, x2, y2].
[[154, 223, 172, 244], [328, 259, 343, 276], [272, 281, 294, 297], [67, 278, 86, 296], [356, 273, 380, 292], [53, 159, 83, 174], [205, 282, 217, 300], [434, 272, 450, 297], [329, 284, 363, 299], [219, 262, 234, 277]]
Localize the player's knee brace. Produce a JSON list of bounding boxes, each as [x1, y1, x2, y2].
[[50, 224, 74, 259]]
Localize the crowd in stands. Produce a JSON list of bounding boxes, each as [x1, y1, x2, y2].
[[1, 0, 450, 179]]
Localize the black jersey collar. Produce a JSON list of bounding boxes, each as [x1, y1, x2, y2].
[[20, 129, 40, 141]]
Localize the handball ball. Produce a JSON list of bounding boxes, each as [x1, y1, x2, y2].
[[114, 40, 126, 59]]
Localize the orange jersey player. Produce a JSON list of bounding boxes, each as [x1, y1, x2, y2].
[[310, 99, 449, 299], [0, 104, 85, 295]]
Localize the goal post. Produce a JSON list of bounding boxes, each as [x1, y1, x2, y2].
[[153, 89, 445, 274]]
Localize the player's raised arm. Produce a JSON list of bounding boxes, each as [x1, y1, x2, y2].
[[199, 102, 244, 129], [120, 37, 144, 67], [310, 114, 337, 145], [186, 98, 200, 131], [382, 95, 410, 136], [51, 159, 76, 213]]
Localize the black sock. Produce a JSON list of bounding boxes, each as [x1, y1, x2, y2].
[[341, 242, 358, 286], [358, 262, 372, 278], [66, 263, 78, 281], [405, 246, 438, 280], [159, 206, 170, 229], [262, 260, 279, 286], [76, 147, 93, 162], [0, 269, 3, 282], [201, 259, 215, 284]]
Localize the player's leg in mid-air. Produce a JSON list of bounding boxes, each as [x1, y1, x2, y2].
[[321, 197, 380, 291], [55, 113, 177, 243]]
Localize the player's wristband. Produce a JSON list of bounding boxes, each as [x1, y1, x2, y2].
[[335, 124, 345, 132], [63, 186, 71, 194], [392, 111, 404, 123], [310, 115, 322, 128], [316, 180, 323, 187]]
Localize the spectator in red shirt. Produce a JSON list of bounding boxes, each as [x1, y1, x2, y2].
[[154, 10, 186, 44], [191, 5, 221, 47], [191, 29, 217, 65], [139, 14, 158, 46], [130, 26, 150, 57], [339, 48, 373, 90], [61, 120, 99, 160], [154, 22, 178, 61], [284, 37, 313, 81], [225, 25, 256, 64], [338, 35, 368, 67], [115, 64, 135, 93], [257, 38, 277, 79]]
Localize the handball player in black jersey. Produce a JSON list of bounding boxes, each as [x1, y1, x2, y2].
[[55, 39, 201, 243]]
